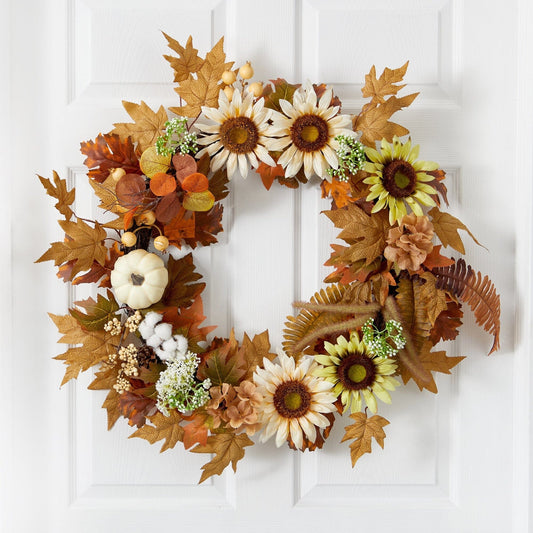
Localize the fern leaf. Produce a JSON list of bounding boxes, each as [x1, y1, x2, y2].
[[434, 258, 500, 354]]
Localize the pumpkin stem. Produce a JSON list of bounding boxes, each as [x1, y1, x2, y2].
[[131, 273, 145, 286]]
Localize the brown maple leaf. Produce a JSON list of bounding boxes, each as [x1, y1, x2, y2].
[[361, 62, 409, 104], [324, 204, 391, 266], [238, 331, 277, 380], [397, 340, 465, 393], [428, 207, 483, 255], [429, 300, 463, 345], [38, 171, 75, 221], [341, 412, 390, 467], [182, 414, 209, 449], [183, 203, 224, 248], [119, 391, 158, 428], [191, 431, 254, 484], [129, 410, 184, 452], [112, 100, 168, 153], [160, 253, 205, 309], [163, 33, 204, 83], [80, 133, 140, 183]]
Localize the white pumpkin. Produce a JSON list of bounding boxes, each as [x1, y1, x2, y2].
[[110, 249, 168, 309]]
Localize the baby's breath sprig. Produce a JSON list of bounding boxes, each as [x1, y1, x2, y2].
[[327, 135, 365, 182], [156, 117, 198, 156], [362, 318, 406, 358], [155, 352, 211, 415]]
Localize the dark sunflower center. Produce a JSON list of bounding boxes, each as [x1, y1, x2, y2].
[[219, 116, 259, 154], [273, 380, 311, 418], [337, 352, 376, 390], [290, 114, 329, 152], [382, 159, 417, 198]]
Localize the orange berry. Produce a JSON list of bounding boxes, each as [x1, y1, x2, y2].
[[121, 231, 137, 247], [154, 236, 169, 251]]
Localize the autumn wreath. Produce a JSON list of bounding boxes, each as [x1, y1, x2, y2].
[[38, 35, 501, 483]]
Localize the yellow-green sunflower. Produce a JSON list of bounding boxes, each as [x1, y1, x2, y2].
[[313, 332, 399, 414], [363, 136, 439, 224]]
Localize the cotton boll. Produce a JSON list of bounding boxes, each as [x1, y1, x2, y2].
[[146, 334, 163, 348], [155, 347, 171, 361], [154, 322, 173, 341], [144, 312, 163, 328], [161, 338, 179, 353], [174, 334, 188, 354], [138, 321, 154, 340]]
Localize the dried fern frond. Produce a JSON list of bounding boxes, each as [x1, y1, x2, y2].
[[434, 258, 500, 354]]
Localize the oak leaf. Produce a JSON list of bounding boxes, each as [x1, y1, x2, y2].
[[191, 431, 254, 484], [163, 33, 204, 83], [112, 101, 168, 152], [129, 410, 184, 452], [80, 133, 140, 183], [429, 207, 483, 255], [341, 412, 389, 467], [38, 171, 75, 221], [429, 301, 463, 345]]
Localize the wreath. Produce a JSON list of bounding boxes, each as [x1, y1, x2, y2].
[[38, 34, 501, 483]]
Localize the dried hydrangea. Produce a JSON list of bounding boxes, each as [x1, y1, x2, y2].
[[384, 214, 434, 271]]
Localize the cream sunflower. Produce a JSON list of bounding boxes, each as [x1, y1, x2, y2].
[[253, 351, 337, 450], [195, 89, 276, 179], [314, 332, 399, 414], [268, 82, 352, 181], [363, 136, 440, 224]]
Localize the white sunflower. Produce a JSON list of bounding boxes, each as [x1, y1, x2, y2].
[[195, 89, 276, 179], [253, 351, 337, 450], [268, 82, 352, 181]]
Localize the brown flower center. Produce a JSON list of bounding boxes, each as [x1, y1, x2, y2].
[[219, 116, 259, 154], [337, 352, 376, 390], [273, 380, 311, 418], [382, 159, 417, 198], [290, 114, 329, 152]]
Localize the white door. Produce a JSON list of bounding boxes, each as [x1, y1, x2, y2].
[[4, 0, 533, 531]]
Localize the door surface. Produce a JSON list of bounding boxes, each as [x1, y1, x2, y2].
[[4, 0, 533, 532]]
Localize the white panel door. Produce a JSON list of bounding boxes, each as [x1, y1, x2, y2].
[[5, 0, 533, 532]]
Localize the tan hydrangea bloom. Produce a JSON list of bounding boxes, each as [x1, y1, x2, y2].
[[384, 214, 434, 271], [206, 381, 262, 436]]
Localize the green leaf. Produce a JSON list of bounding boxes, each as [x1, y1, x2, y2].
[[70, 289, 119, 331]]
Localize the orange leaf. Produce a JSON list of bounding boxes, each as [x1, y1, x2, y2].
[[423, 245, 455, 270], [123, 206, 139, 230], [164, 207, 196, 243], [150, 172, 177, 196], [182, 416, 209, 449], [173, 154, 197, 184], [182, 172, 209, 192], [183, 190, 215, 212], [321, 179, 356, 208], [257, 161, 284, 190]]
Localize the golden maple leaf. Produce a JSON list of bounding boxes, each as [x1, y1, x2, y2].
[[341, 412, 389, 467], [163, 33, 204, 83], [49, 314, 120, 386], [37, 218, 107, 277], [361, 62, 409, 104], [191, 432, 254, 484], [397, 340, 465, 393], [238, 331, 277, 380], [38, 171, 75, 221], [170, 37, 233, 118], [428, 207, 483, 255], [129, 410, 184, 452], [111, 100, 168, 153], [324, 204, 391, 266]]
